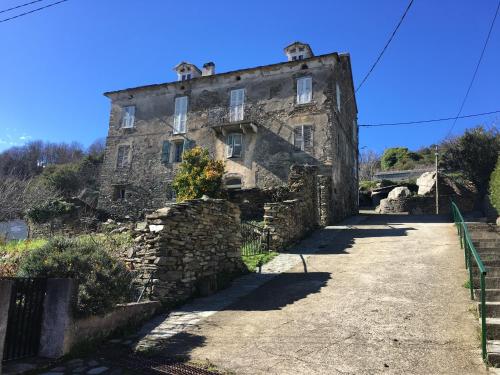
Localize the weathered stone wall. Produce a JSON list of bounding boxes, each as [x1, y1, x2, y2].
[[98, 52, 358, 220], [125, 198, 244, 305], [264, 165, 318, 251], [317, 175, 333, 226], [226, 187, 290, 221]]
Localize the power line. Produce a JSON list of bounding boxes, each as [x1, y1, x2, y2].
[[0, 0, 68, 24], [354, 0, 414, 94], [0, 0, 45, 14], [359, 109, 500, 127], [445, 0, 500, 138]]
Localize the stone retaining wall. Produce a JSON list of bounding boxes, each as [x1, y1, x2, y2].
[[125, 197, 244, 305], [378, 194, 475, 215], [264, 165, 319, 251]]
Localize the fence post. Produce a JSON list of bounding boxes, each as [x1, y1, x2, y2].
[[39, 278, 75, 358], [0, 280, 13, 374]]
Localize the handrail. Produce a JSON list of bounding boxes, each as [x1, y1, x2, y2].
[[451, 201, 487, 361]]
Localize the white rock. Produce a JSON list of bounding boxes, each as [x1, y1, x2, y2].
[[417, 171, 436, 196], [149, 225, 164, 232], [387, 186, 411, 200]]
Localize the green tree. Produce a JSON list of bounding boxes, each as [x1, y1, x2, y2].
[[490, 156, 500, 211], [380, 147, 421, 171], [172, 146, 225, 201], [441, 126, 500, 195]]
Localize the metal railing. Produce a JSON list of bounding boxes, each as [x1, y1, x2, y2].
[[451, 201, 487, 361], [241, 222, 270, 256]]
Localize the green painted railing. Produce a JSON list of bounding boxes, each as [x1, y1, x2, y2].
[[451, 201, 487, 361]]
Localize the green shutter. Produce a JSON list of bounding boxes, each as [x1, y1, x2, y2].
[[184, 139, 195, 150], [161, 141, 171, 164]]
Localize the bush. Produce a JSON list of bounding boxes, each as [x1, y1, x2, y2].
[[490, 156, 500, 212], [17, 237, 134, 317], [26, 199, 76, 223], [359, 180, 378, 191], [172, 147, 225, 201], [381, 147, 421, 171]]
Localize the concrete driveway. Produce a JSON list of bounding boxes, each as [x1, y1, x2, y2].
[[156, 214, 487, 374]]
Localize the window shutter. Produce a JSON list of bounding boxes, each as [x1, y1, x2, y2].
[[226, 134, 234, 157], [305, 77, 312, 103], [336, 83, 341, 112], [230, 89, 244, 122], [294, 127, 303, 150], [174, 97, 188, 133], [161, 141, 171, 164], [183, 138, 195, 151], [297, 78, 304, 103], [233, 134, 242, 157], [303, 125, 313, 152]]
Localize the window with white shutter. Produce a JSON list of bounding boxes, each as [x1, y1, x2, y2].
[[296, 77, 312, 104], [121, 106, 135, 128], [293, 125, 313, 152], [226, 133, 243, 158], [116, 145, 131, 168], [336, 83, 341, 112], [229, 89, 245, 122], [174, 96, 188, 134]]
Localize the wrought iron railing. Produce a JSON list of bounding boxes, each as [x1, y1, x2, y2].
[[451, 201, 487, 361], [241, 222, 270, 256]]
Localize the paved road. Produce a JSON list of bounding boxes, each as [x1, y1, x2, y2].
[[156, 214, 487, 374]]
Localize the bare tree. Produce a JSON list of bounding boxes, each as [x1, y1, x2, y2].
[[359, 149, 380, 181], [87, 138, 106, 159]]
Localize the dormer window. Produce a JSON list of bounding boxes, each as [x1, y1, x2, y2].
[[173, 62, 201, 81], [284, 42, 314, 61]]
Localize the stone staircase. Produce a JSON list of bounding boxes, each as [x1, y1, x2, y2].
[[467, 223, 500, 365]]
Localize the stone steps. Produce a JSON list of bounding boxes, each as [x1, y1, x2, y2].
[[487, 340, 500, 366], [474, 289, 500, 301], [478, 302, 500, 318]]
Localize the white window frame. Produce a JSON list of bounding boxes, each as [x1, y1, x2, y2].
[[121, 106, 135, 128], [116, 145, 131, 168], [296, 77, 312, 104], [226, 133, 243, 158], [293, 125, 313, 152], [229, 89, 245, 122], [173, 96, 188, 134]]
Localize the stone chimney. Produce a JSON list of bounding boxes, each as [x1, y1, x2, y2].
[[202, 62, 215, 76]]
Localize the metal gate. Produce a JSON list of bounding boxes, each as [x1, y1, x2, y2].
[[2, 278, 47, 362], [241, 222, 270, 256]]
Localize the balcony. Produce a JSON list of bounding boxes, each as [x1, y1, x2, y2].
[[207, 107, 259, 136]]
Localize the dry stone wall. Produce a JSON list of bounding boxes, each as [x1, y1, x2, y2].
[[264, 165, 319, 251], [125, 197, 244, 305]]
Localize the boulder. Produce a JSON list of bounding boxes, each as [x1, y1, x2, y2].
[[387, 186, 411, 200], [417, 172, 436, 196]]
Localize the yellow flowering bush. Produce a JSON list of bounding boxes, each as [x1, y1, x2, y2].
[[172, 147, 225, 201]]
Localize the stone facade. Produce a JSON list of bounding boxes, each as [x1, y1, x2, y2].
[[97, 42, 358, 223], [264, 165, 321, 250], [125, 198, 244, 305]]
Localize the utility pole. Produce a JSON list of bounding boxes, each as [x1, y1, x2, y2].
[[435, 145, 439, 215]]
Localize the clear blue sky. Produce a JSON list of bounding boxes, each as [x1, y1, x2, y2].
[[0, 0, 498, 153]]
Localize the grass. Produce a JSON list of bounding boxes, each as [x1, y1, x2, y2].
[[242, 251, 278, 272], [463, 279, 471, 289], [0, 238, 47, 255]]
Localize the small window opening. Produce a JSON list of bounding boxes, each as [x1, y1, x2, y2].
[[180, 85, 185, 90], [301, 64, 308, 70], [225, 177, 242, 189], [235, 76, 241, 81]]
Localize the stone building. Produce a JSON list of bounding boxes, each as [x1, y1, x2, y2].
[[98, 42, 359, 222]]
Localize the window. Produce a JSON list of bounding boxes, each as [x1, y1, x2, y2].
[[226, 133, 243, 158], [293, 125, 313, 152], [336, 83, 341, 112], [116, 145, 131, 168], [296, 77, 312, 104], [225, 177, 242, 189], [174, 96, 188, 134], [229, 89, 245, 122], [161, 141, 171, 164], [173, 141, 184, 163], [121, 106, 135, 128], [181, 73, 191, 81], [113, 186, 127, 201]]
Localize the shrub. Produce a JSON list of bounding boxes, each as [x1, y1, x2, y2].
[[359, 180, 378, 191], [490, 156, 500, 212], [172, 146, 225, 201], [17, 237, 134, 317], [381, 147, 421, 171], [26, 199, 76, 224]]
